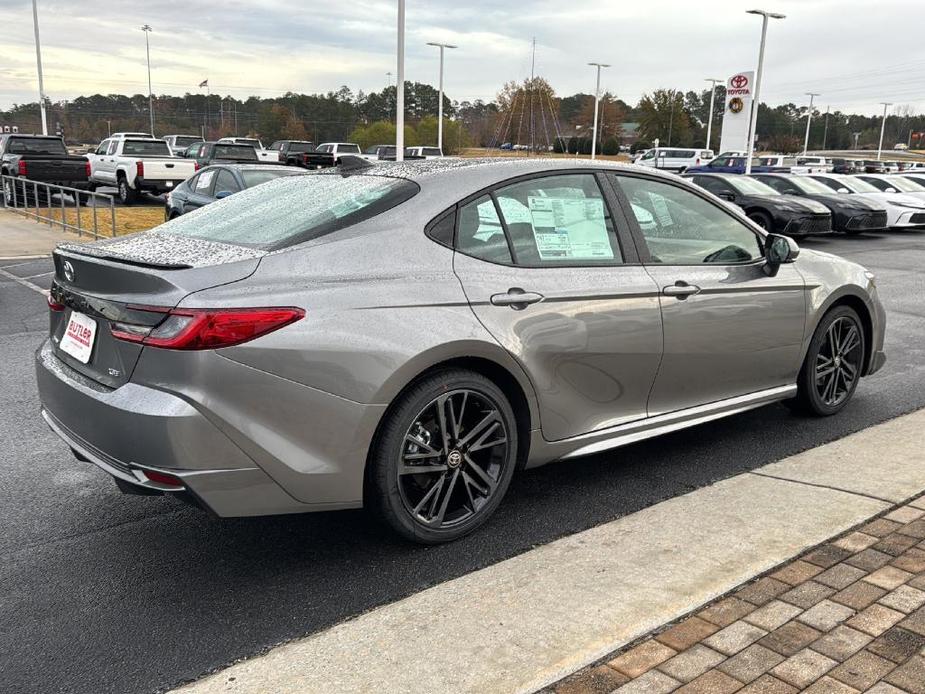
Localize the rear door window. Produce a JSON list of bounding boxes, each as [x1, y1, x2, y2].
[[457, 195, 512, 264], [213, 169, 241, 194], [493, 173, 622, 266]]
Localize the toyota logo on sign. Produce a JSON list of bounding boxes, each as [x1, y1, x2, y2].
[[731, 74, 749, 89]]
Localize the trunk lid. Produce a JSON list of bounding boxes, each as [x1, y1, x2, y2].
[[50, 231, 264, 388]]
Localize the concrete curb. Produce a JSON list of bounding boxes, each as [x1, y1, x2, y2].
[[173, 409, 925, 694]]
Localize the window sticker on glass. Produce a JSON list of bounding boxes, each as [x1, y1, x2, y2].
[[196, 170, 216, 191], [648, 193, 674, 227], [527, 196, 613, 260]]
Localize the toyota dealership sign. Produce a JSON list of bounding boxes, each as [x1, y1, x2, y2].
[[719, 71, 755, 154]]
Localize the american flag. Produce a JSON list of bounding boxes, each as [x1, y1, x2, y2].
[[199, 79, 208, 88]]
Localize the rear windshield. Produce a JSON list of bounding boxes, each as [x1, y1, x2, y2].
[[338, 144, 361, 154], [287, 142, 314, 153], [214, 145, 258, 160], [421, 148, 442, 156], [6, 137, 67, 155], [241, 169, 304, 187], [123, 140, 171, 156], [173, 136, 202, 147], [159, 173, 419, 249]]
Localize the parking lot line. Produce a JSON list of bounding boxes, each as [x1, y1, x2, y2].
[[173, 408, 925, 694], [0, 266, 49, 296]]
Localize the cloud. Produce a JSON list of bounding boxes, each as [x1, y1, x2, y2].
[[1, 0, 923, 115]]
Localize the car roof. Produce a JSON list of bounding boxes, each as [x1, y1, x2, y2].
[[198, 163, 293, 171]]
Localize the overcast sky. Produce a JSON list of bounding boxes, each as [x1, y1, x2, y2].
[[1, 0, 923, 116]]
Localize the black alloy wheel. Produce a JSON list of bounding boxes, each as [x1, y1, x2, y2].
[[791, 305, 865, 416], [369, 369, 518, 544]]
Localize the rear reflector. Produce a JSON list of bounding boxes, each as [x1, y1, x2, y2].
[[141, 469, 184, 488], [111, 306, 305, 350], [47, 294, 65, 311]]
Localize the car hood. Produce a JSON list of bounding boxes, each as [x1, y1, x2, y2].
[[801, 193, 885, 212], [858, 192, 925, 208], [739, 194, 824, 213]]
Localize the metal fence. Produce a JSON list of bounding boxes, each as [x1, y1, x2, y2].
[[1, 174, 116, 240]]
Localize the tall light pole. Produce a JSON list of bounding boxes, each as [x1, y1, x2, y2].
[[427, 42, 457, 153], [802, 92, 819, 155], [821, 105, 830, 150], [141, 25, 154, 136], [588, 62, 610, 160], [667, 91, 676, 146], [877, 102, 892, 161], [31, 0, 47, 135], [704, 77, 723, 150], [395, 0, 405, 161], [744, 9, 785, 174]]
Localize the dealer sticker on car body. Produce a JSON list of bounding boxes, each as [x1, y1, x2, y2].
[[60, 311, 97, 364]]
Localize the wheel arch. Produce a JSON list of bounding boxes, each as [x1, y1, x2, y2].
[[808, 289, 875, 376]]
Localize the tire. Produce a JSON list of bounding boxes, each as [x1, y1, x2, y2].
[[790, 305, 866, 416], [117, 176, 137, 205], [2, 176, 15, 207], [747, 211, 772, 230], [368, 368, 518, 544], [77, 193, 92, 205]]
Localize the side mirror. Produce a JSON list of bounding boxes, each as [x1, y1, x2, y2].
[[717, 192, 735, 202], [837, 188, 850, 194], [885, 188, 897, 193], [215, 190, 234, 199], [763, 233, 800, 276]]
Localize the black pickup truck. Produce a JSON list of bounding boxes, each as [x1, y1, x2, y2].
[[1, 134, 91, 205], [269, 140, 316, 165]]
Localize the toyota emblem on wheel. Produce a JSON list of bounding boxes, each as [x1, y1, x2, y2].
[[62, 260, 75, 282]]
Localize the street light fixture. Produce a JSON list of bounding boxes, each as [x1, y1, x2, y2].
[[427, 41, 459, 154], [395, 0, 405, 162], [31, 0, 47, 135], [877, 102, 892, 161], [744, 9, 786, 174], [802, 92, 819, 156], [427, 42, 457, 154], [704, 77, 723, 150], [141, 25, 154, 136], [588, 62, 610, 160]]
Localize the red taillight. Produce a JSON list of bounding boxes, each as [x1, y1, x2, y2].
[[84, 161, 91, 177], [194, 162, 201, 171], [136, 161, 144, 179], [17, 160, 27, 176], [141, 469, 184, 488], [47, 294, 65, 311], [111, 306, 304, 350]]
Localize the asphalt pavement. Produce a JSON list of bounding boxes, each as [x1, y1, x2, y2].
[[1, 231, 924, 694]]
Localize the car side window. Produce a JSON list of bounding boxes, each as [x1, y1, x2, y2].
[[709, 157, 728, 167], [759, 177, 788, 194], [106, 140, 118, 155], [693, 176, 732, 196], [493, 173, 622, 265], [457, 195, 513, 264], [614, 175, 763, 265], [195, 170, 216, 194], [214, 169, 241, 193], [95, 140, 109, 155]]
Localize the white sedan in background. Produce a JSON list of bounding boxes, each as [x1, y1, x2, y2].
[[808, 173, 925, 229]]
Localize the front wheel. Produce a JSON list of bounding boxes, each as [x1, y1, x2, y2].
[[747, 211, 772, 230], [791, 306, 865, 416], [368, 369, 518, 544]]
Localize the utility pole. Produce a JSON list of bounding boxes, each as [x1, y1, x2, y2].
[[31, 0, 48, 135], [395, 0, 405, 161], [141, 25, 154, 135], [426, 42, 457, 153], [877, 102, 892, 161], [588, 62, 610, 160], [821, 105, 830, 150], [802, 92, 820, 155], [744, 9, 786, 174], [667, 91, 675, 147], [530, 36, 536, 153], [704, 77, 723, 150]]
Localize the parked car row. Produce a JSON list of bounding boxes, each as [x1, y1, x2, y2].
[[682, 170, 925, 237]]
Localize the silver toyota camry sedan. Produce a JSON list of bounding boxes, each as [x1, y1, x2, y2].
[[37, 158, 886, 543]]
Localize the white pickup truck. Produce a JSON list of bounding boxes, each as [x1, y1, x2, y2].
[[88, 137, 197, 205], [216, 137, 276, 162]]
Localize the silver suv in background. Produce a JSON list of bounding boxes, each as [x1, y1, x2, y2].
[[37, 159, 885, 544]]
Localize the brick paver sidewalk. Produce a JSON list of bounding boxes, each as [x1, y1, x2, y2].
[[548, 496, 925, 694]]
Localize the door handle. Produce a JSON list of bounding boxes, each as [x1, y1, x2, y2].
[[490, 287, 544, 309], [662, 282, 701, 299]]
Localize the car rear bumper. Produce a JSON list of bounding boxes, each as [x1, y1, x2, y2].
[[35, 340, 317, 517], [135, 176, 184, 195]]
